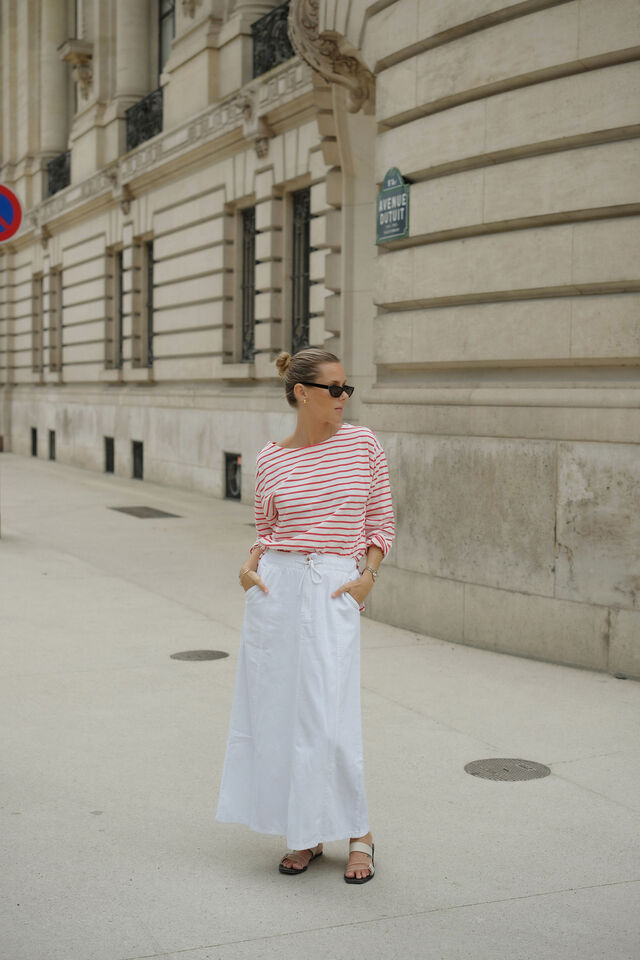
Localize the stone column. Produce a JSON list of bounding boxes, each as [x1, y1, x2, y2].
[[40, 0, 68, 155], [217, 0, 283, 97], [115, 0, 149, 98], [1, 0, 17, 170]]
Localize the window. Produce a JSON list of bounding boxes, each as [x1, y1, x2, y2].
[[241, 207, 256, 361], [49, 268, 63, 372], [225, 453, 242, 500], [159, 0, 175, 79], [46, 151, 71, 198], [145, 241, 154, 367], [32, 274, 44, 372], [116, 250, 124, 368], [290, 187, 312, 354], [132, 441, 144, 480], [132, 240, 154, 368], [31, 427, 38, 457], [49, 430, 56, 461], [105, 436, 115, 474], [106, 249, 124, 369]]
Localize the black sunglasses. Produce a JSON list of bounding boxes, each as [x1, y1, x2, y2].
[[298, 381, 355, 398]]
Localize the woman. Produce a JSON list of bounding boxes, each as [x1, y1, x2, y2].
[[216, 348, 395, 883]]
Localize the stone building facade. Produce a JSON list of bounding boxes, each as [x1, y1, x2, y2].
[[1, 0, 639, 678]]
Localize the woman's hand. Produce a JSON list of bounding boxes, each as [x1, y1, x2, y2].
[[239, 566, 269, 594], [331, 573, 373, 607]]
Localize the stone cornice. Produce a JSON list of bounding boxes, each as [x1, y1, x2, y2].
[[24, 59, 313, 233], [288, 0, 375, 114]]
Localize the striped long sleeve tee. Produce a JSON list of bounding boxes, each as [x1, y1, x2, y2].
[[250, 422, 395, 562]]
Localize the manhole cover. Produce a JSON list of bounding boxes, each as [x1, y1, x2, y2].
[[464, 758, 551, 781], [110, 506, 181, 519], [170, 650, 229, 661]]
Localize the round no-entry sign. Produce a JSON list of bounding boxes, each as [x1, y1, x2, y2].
[[0, 184, 22, 243]]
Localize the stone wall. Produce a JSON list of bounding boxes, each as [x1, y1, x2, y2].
[[8, 382, 293, 496], [307, 0, 640, 678]]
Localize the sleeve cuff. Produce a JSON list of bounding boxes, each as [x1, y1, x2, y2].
[[366, 533, 391, 557]]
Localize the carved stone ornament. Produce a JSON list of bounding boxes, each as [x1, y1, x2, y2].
[[58, 38, 94, 99], [28, 61, 310, 230], [233, 90, 274, 157], [105, 167, 134, 215], [254, 137, 270, 159], [182, 0, 201, 17], [288, 0, 375, 114]]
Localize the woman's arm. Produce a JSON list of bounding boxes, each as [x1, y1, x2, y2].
[[362, 544, 384, 580], [363, 443, 395, 558], [239, 467, 271, 592], [334, 441, 394, 607], [238, 546, 268, 592]]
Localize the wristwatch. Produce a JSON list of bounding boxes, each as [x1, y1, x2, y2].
[[364, 565, 378, 581]]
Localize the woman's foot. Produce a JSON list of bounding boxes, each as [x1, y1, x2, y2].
[[345, 831, 374, 881], [279, 843, 323, 874]]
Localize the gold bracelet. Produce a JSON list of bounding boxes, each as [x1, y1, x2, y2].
[[364, 565, 378, 581]]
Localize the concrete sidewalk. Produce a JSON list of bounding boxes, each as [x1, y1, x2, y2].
[[1, 453, 638, 960]]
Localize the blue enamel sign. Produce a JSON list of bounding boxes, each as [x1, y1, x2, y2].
[[376, 167, 409, 243]]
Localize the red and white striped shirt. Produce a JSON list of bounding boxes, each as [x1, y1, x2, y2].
[[250, 422, 395, 561]]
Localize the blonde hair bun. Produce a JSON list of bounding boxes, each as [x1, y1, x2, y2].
[[275, 351, 292, 378]]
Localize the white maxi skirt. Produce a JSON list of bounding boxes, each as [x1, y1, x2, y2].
[[216, 548, 369, 850]]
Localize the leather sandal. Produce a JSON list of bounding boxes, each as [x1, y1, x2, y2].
[[278, 843, 323, 875], [344, 840, 375, 884]]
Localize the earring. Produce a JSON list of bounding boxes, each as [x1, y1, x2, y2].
[[303, 398, 308, 405]]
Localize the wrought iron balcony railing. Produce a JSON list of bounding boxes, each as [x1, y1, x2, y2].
[[47, 150, 71, 197], [125, 88, 163, 152], [252, 1, 295, 79]]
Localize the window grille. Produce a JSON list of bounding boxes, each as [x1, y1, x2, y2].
[[131, 240, 153, 368], [291, 187, 312, 354], [145, 241, 154, 367], [241, 207, 256, 362], [32, 274, 44, 372], [49, 269, 63, 372], [116, 251, 124, 368], [106, 250, 124, 369]]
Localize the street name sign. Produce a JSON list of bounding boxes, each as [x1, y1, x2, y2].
[[376, 167, 409, 243]]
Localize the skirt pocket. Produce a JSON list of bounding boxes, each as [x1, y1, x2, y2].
[[344, 590, 361, 612]]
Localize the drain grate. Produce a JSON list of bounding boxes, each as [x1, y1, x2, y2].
[[110, 506, 181, 519], [464, 758, 551, 782], [170, 650, 229, 661]]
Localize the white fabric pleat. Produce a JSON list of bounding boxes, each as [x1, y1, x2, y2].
[[216, 549, 369, 850]]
